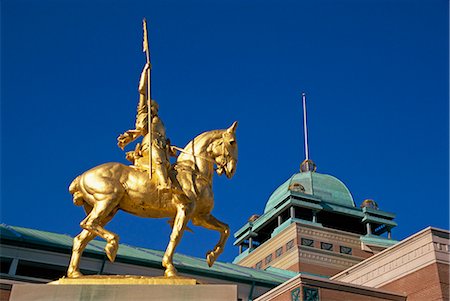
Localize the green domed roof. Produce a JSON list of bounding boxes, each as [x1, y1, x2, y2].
[[264, 171, 355, 213]]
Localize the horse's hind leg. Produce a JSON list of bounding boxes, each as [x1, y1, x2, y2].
[[192, 214, 230, 267], [80, 200, 121, 262], [67, 205, 118, 278], [67, 204, 95, 278]]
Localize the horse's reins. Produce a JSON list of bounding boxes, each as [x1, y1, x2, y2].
[[171, 145, 218, 164], [171, 145, 221, 185], [171, 140, 233, 185]]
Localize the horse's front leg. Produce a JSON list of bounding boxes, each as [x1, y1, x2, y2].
[[192, 214, 230, 267], [162, 201, 193, 277]]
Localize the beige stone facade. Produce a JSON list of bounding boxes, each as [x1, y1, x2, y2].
[[235, 221, 376, 277], [332, 227, 449, 301], [252, 227, 450, 301]]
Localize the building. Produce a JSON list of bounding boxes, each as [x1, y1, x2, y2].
[[255, 226, 449, 301], [233, 160, 397, 277], [1, 160, 448, 300], [0, 224, 293, 301]]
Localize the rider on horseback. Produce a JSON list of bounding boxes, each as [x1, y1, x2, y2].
[[117, 64, 175, 191]]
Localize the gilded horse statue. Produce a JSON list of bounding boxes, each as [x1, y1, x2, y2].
[[67, 122, 238, 278]]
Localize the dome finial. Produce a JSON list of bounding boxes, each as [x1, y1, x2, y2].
[[300, 159, 317, 172]]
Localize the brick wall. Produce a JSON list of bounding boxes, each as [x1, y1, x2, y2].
[[257, 284, 403, 301], [320, 287, 399, 301], [381, 262, 448, 301], [0, 285, 12, 301], [437, 262, 449, 301], [297, 262, 343, 277]]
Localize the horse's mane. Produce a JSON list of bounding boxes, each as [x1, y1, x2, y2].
[[182, 129, 225, 151]]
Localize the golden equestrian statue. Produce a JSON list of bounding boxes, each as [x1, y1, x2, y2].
[[66, 20, 238, 278], [67, 122, 237, 278]]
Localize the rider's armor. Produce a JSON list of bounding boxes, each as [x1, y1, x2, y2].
[[119, 64, 172, 191]]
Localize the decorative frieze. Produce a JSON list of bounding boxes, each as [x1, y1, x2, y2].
[[433, 242, 450, 252], [349, 242, 435, 286], [297, 226, 360, 246], [299, 250, 359, 268]]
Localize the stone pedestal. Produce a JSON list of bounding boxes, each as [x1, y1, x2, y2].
[[10, 282, 237, 301], [51, 275, 199, 285]]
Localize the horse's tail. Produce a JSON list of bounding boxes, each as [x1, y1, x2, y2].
[[69, 176, 84, 206]]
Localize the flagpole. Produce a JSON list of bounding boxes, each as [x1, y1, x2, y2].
[[302, 92, 309, 161], [143, 18, 152, 179]]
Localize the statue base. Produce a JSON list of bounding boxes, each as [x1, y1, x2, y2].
[[10, 277, 237, 301], [50, 275, 199, 285]]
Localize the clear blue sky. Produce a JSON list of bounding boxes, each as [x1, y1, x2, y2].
[[1, 0, 448, 264]]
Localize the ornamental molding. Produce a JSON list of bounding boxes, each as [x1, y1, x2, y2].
[[299, 250, 359, 268], [347, 242, 435, 287], [433, 241, 450, 252], [297, 226, 360, 246]]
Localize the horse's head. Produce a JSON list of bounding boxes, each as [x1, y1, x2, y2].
[[211, 121, 238, 179]]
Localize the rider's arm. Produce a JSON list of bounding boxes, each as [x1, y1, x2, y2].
[[138, 63, 150, 95]]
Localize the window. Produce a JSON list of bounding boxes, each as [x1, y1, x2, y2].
[[291, 287, 301, 301], [301, 238, 314, 247], [303, 287, 319, 301], [255, 261, 262, 270], [286, 239, 295, 250], [340, 246, 352, 255], [265, 254, 273, 264], [0, 257, 12, 274], [15, 260, 67, 280], [320, 242, 333, 251], [276, 247, 283, 257]]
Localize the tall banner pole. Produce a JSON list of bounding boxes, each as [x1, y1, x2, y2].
[[302, 92, 309, 161], [143, 19, 152, 179]]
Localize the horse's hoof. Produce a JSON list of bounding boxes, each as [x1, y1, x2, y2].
[[164, 266, 178, 278], [206, 251, 215, 267], [67, 270, 83, 278], [105, 241, 118, 262]]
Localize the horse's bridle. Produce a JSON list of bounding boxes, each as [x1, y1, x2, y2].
[[172, 135, 234, 172], [172, 145, 216, 164]]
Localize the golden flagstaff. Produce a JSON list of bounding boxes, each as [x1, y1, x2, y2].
[[143, 18, 152, 178]]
